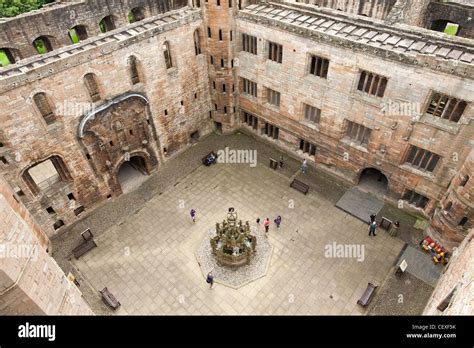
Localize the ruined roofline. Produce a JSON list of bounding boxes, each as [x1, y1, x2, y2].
[[238, 2, 473, 77], [260, 1, 474, 50], [0, 7, 200, 90], [0, 1, 83, 22]]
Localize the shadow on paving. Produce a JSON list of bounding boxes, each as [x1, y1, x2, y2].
[[50, 130, 429, 314]]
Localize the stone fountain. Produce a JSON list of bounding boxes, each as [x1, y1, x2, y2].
[[210, 208, 256, 268]]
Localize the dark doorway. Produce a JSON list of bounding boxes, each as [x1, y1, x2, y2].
[[358, 168, 388, 196], [117, 156, 148, 193], [214, 121, 222, 134]]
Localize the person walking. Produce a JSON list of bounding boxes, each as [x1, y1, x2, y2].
[[190, 209, 196, 223], [264, 218, 270, 233], [368, 221, 377, 236], [206, 271, 214, 289], [274, 215, 282, 228], [301, 159, 308, 174]]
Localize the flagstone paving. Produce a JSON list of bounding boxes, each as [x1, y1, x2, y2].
[[71, 150, 405, 315]]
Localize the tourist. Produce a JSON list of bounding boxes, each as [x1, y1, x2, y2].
[[370, 213, 376, 224], [368, 221, 377, 236], [264, 218, 270, 233], [301, 159, 308, 174], [190, 209, 196, 223], [256, 218, 261, 230], [274, 215, 282, 228], [206, 271, 214, 289]]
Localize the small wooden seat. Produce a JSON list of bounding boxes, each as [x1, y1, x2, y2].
[[290, 179, 309, 194], [72, 239, 97, 259], [100, 287, 121, 310], [357, 282, 377, 307]]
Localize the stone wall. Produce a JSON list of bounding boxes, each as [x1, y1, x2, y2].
[[423, 228, 473, 315], [0, 176, 93, 315], [235, 3, 473, 230], [0, 7, 213, 237], [424, 1, 474, 39]]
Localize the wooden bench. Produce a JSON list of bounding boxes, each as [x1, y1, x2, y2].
[[100, 287, 121, 310], [357, 282, 378, 307], [72, 239, 97, 259], [202, 151, 217, 166], [290, 179, 309, 195]]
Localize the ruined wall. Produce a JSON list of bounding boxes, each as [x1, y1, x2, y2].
[[423, 229, 474, 315], [0, 7, 213, 237], [0, 176, 93, 315], [236, 3, 473, 226], [424, 1, 474, 39], [0, 0, 188, 62]]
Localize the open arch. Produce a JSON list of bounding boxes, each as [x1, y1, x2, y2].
[[33, 36, 54, 54], [431, 19, 460, 36], [115, 153, 151, 193], [99, 15, 116, 33], [22, 155, 72, 196], [358, 167, 388, 196], [128, 7, 145, 23], [69, 25, 88, 43], [0, 47, 21, 67]]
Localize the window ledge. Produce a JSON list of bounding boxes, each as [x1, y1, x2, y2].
[[399, 164, 436, 180], [340, 138, 369, 153], [167, 67, 178, 75], [265, 103, 280, 112], [352, 91, 383, 108], [300, 120, 320, 131], [420, 114, 461, 135]]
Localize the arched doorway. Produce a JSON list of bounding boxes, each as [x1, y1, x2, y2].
[[117, 156, 148, 193], [358, 168, 388, 196]]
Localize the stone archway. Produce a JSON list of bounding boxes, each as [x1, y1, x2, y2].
[[358, 167, 389, 196], [116, 155, 149, 193]]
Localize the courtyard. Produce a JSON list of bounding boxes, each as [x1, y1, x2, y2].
[[52, 132, 428, 315]]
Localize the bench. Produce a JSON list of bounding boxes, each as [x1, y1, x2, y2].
[[357, 282, 378, 307], [290, 179, 309, 195], [72, 239, 97, 259], [100, 287, 121, 310], [202, 151, 217, 166]]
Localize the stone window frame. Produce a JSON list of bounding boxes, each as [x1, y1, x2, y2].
[[265, 87, 281, 108], [241, 33, 258, 55], [194, 29, 202, 55], [32, 92, 57, 126], [83, 73, 101, 102], [163, 41, 173, 70], [299, 138, 317, 157], [343, 120, 371, 148], [403, 145, 441, 173], [241, 77, 257, 98], [356, 69, 388, 98], [128, 55, 141, 85], [267, 41, 283, 64], [242, 110, 259, 131], [423, 90, 467, 123], [302, 103, 321, 125], [263, 121, 279, 140], [307, 53, 330, 79], [402, 189, 430, 209]]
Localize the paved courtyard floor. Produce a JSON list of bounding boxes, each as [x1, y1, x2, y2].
[[71, 145, 405, 315]]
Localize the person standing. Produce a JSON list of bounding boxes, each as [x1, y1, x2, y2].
[[274, 215, 282, 228], [368, 221, 377, 236], [206, 271, 214, 289], [301, 159, 308, 174], [190, 209, 196, 223], [264, 218, 270, 233], [256, 218, 261, 231], [279, 156, 284, 168], [370, 213, 376, 224]]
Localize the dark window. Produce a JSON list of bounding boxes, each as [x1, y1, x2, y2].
[[99, 15, 115, 33], [304, 104, 321, 124], [460, 175, 469, 187], [194, 30, 202, 55], [220, 58, 224, 68], [263, 122, 279, 139], [266, 88, 280, 107], [208, 27, 212, 38], [357, 70, 387, 97], [459, 217, 468, 227], [268, 41, 283, 63], [33, 93, 55, 125], [402, 190, 429, 209], [163, 42, 173, 69], [345, 121, 371, 147], [243, 111, 258, 130], [84, 73, 101, 102], [219, 29, 223, 41], [309, 55, 329, 79], [53, 220, 65, 230], [128, 56, 140, 84], [69, 26, 88, 43], [129, 7, 145, 23], [425, 92, 467, 123], [404, 145, 440, 173], [33, 36, 53, 54], [242, 34, 257, 55], [299, 139, 316, 156], [242, 78, 257, 97]]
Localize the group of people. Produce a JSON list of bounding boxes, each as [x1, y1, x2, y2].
[[256, 216, 282, 234]]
